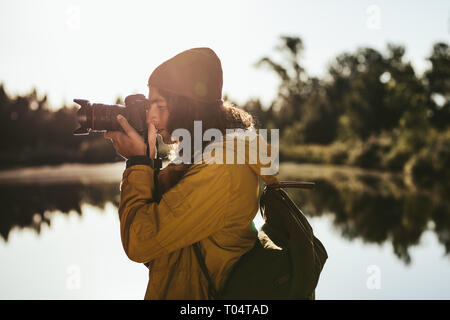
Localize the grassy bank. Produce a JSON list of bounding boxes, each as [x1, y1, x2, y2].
[[280, 128, 450, 191]]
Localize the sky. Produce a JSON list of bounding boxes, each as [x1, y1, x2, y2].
[[0, 0, 449, 109]]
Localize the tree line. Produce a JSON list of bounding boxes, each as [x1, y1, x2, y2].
[[0, 36, 448, 188], [241, 36, 449, 188]]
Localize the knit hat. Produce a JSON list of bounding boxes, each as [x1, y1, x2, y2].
[[148, 47, 223, 103]]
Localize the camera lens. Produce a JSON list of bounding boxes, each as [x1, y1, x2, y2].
[[90, 103, 125, 131], [73, 97, 148, 136]]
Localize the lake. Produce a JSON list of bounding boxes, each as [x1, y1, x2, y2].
[[0, 162, 449, 299]]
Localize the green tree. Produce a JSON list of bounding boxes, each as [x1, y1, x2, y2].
[[425, 42, 450, 129], [255, 36, 338, 144], [327, 44, 429, 142]]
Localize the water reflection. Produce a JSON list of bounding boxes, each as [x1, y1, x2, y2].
[[0, 183, 120, 241], [1, 163, 449, 265], [281, 163, 450, 265]]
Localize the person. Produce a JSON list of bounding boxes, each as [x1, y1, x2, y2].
[[104, 47, 279, 299]]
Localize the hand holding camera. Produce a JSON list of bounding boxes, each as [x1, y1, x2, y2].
[[73, 94, 158, 160], [104, 115, 157, 160]]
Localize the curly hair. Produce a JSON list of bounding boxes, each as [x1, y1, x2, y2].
[[158, 88, 254, 152], [155, 89, 255, 194]]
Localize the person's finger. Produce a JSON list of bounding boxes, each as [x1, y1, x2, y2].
[[104, 131, 121, 140], [117, 114, 140, 139], [148, 123, 157, 159], [147, 123, 157, 159], [105, 131, 125, 151]]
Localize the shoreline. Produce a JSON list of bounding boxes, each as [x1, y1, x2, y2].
[[0, 161, 401, 185], [0, 162, 126, 185]]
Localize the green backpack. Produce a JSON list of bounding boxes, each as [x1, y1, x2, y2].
[[193, 181, 328, 300]]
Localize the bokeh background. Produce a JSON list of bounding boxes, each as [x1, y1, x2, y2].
[[0, 0, 449, 299]]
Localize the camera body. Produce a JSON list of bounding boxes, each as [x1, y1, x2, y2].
[[73, 94, 149, 138]]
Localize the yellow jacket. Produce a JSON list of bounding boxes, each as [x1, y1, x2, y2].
[[118, 133, 279, 299]]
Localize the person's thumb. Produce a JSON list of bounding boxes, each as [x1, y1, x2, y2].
[[148, 123, 157, 159]]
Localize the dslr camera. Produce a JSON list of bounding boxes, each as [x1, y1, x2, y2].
[[73, 94, 149, 139]]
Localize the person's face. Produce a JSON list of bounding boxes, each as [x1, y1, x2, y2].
[[147, 86, 172, 144]]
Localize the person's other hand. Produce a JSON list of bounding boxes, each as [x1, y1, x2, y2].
[[104, 114, 157, 160]]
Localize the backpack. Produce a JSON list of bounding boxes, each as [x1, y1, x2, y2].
[[193, 181, 328, 300]]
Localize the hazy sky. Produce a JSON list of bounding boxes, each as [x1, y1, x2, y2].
[[1, 0, 449, 109]]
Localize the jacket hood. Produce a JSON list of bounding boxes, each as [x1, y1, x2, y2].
[[183, 128, 280, 186]]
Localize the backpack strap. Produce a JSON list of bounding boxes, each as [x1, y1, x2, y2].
[[267, 181, 315, 189], [193, 242, 218, 299], [192, 180, 315, 298]]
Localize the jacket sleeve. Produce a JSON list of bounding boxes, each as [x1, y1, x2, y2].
[[118, 164, 232, 263]]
